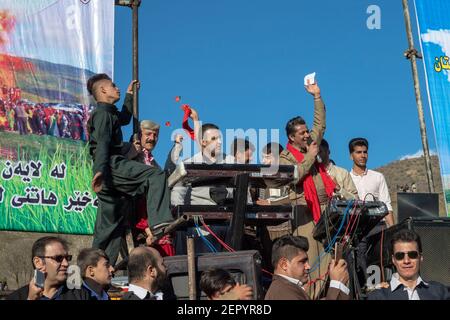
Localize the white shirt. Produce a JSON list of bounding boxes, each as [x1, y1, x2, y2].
[[128, 284, 163, 300], [277, 274, 349, 295], [171, 152, 235, 205], [350, 168, 393, 211], [390, 273, 428, 300], [278, 274, 304, 287]]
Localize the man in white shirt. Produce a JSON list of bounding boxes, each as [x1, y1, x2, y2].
[[348, 137, 395, 227], [170, 118, 234, 254], [122, 247, 167, 300], [348, 137, 396, 291], [265, 235, 350, 300], [171, 122, 235, 206]]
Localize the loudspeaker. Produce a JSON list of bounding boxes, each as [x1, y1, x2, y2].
[[366, 217, 450, 286], [163, 250, 262, 300], [397, 192, 439, 222]]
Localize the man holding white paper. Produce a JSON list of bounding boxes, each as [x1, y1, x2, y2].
[[273, 74, 337, 299]]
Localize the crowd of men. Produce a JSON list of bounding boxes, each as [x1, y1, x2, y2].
[[4, 74, 449, 300], [0, 85, 90, 140], [5, 228, 448, 300]]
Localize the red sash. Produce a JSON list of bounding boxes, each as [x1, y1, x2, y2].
[[181, 104, 195, 140], [286, 143, 335, 223]]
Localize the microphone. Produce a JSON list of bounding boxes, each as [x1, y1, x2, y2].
[[307, 137, 322, 163]]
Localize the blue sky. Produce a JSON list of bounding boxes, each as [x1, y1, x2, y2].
[[113, 0, 437, 171]]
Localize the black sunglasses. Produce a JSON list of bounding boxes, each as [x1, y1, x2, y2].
[[393, 251, 419, 261], [39, 255, 72, 263]]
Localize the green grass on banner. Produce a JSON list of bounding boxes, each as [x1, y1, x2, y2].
[[0, 131, 95, 234]]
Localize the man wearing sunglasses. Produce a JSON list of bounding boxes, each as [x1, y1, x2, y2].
[[7, 236, 90, 300], [368, 229, 449, 300]]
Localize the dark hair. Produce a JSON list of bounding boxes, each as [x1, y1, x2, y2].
[[31, 236, 69, 268], [201, 123, 219, 139], [199, 268, 236, 298], [128, 249, 158, 283], [320, 138, 329, 150], [77, 248, 109, 277], [87, 73, 111, 95], [285, 116, 306, 138], [230, 138, 255, 157], [348, 137, 369, 153], [390, 229, 422, 254], [271, 235, 309, 269], [262, 142, 284, 155]]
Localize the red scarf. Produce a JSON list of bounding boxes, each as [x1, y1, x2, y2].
[[181, 104, 195, 140], [143, 149, 154, 166], [286, 143, 335, 223]]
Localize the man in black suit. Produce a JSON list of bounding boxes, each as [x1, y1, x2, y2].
[[121, 247, 167, 300], [368, 229, 449, 300], [7, 236, 89, 300]]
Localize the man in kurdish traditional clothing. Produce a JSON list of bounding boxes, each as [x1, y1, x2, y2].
[[86, 73, 173, 266]]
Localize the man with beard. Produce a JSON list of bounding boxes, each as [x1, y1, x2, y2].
[[77, 248, 115, 300], [122, 247, 167, 300], [7, 237, 90, 300]]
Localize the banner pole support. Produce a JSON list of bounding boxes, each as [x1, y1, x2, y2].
[[115, 0, 141, 134], [401, 0, 435, 193]]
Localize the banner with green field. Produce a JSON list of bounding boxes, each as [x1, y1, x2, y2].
[[0, 0, 114, 234]]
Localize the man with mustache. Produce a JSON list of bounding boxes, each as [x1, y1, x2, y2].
[[272, 81, 335, 299], [127, 119, 178, 256], [7, 236, 90, 300]]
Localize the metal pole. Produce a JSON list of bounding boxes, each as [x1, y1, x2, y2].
[[187, 237, 197, 300], [131, 0, 140, 134], [115, 0, 140, 133], [401, 0, 435, 193]]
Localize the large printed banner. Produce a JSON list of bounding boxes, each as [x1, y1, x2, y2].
[[415, 0, 450, 216], [0, 0, 114, 234]]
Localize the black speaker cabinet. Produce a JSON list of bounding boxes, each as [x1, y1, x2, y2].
[[397, 192, 439, 222], [163, 250, 262, 300], [367, 217, 450, 286]]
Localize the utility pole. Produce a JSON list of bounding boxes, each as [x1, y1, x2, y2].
[[401, 0, 435, 193], [115, 0, 141, 134]]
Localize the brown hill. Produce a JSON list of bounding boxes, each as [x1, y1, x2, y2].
[[375, 155, 447, 220]]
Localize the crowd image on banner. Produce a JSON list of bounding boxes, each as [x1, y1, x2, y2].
[[0, 84, 92, 141]]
